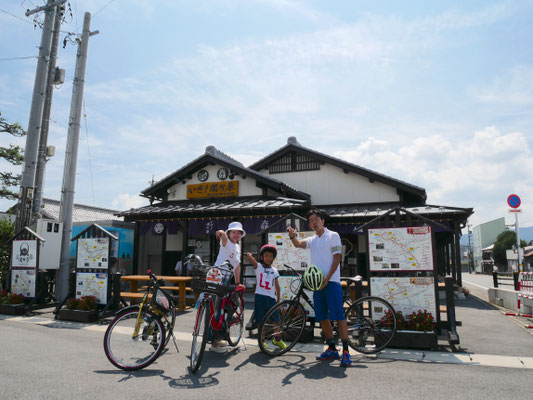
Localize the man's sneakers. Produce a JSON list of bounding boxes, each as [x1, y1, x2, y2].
[[340, 351, 352, 367], [316, 348, 340, 361], [316, 348, 351, 367], [272, 338, 287, 350]]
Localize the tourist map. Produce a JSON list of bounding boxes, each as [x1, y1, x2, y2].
[[371, 277, 437, 317], [368, 226, 434, 271], [76, 272, 108, 303], [77, 238, 109, 269], [268, 231, 313, 271], [11, 269, 37, 297]]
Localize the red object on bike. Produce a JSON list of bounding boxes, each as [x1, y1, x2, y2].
[[260, 244, 277, 259], [147, 269, 151, 275]]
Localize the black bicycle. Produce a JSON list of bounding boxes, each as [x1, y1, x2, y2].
[[258, 264, 398, 356]]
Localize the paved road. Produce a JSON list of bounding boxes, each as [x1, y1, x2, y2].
[[2, 300, 533, 400]]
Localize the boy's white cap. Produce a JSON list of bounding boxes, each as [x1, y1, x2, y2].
[[226, 221, 246, 238]]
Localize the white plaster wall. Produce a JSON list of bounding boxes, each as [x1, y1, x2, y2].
[[166, 230, 184, 251], [262, 163, 399, 205], [167, 164, 263, 200]]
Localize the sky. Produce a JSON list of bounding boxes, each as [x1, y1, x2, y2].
[[1, 0, 532, 233]]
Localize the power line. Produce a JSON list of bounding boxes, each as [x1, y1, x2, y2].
[[0, 56, 37, 62], [0, 8, 33, 24]]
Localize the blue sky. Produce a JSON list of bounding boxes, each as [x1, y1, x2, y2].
[[1, 0, 533, 231]]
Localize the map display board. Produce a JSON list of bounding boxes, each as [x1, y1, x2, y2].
[[368, 226, 434, 271], [77, 238, 109, 270], [76, 272, 108, 304], [11, 240, 38, 268], [278, 276, 315, 317], [11, 269, 37, 297], [268, 231, 314, 271], [371, 277, 437, 318]]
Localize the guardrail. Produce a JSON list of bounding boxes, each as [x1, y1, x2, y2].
[[492, 271, 519, 291]]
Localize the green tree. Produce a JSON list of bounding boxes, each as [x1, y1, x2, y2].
[[492, 230, 527, 267], [0, 111, 26, 200], [0, 216, 15, 288]]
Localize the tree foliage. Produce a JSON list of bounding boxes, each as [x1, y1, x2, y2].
[[0, 216, 15, 289], [492, 230, 527, 267], [0, 111, 26, 200]]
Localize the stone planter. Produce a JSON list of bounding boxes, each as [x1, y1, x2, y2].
[[388, 330, 438, 350], [57, 309, 99, 323], [0, 303, 27, 315]]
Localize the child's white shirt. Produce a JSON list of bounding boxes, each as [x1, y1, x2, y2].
[[255, 263, 279, 299]]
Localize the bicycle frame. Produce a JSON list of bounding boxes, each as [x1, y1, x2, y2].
[[204, 287, 244, 333]]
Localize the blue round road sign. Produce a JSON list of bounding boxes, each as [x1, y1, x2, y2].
[[507, 194, 521, 208]]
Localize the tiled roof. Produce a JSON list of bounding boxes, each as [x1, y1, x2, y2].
[[119, 196, 309, 219], [142, 145, 310, 201], [322, 203, 473, 219], [249, 137, 426, 201], [42, 198, 123, 223]]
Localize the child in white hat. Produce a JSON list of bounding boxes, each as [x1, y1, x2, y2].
[[211, 221, 246, 352]]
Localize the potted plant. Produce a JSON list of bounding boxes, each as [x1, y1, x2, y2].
[[386, 309, 438, 349], [58, 295, 99, 322], [0, 290, 27, 315]]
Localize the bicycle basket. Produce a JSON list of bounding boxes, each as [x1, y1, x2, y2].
[[152, 287, 172, 311], [191, 263, 233, 296]]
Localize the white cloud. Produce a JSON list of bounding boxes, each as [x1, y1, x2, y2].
[[334, 126, 533, 227], [112, 193, 149, 210]]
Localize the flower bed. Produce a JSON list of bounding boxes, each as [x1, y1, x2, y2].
[[57, 296, 99, 322], [382, 309, 438, 350], [0, 290, 26, 315]]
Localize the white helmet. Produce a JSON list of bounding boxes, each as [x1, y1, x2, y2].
[[303, 264, 324, 291]]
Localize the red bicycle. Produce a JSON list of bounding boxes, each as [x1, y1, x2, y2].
[[190, 261, 245, 373]]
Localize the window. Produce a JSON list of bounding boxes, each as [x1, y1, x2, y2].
[[268, 152, 320, 174]]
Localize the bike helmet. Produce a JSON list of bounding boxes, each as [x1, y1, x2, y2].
[[259, 244, 278, 259], [303, 264, 324, 291]]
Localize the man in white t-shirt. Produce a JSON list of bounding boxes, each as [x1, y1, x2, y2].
[[287, 209, 351, 367]]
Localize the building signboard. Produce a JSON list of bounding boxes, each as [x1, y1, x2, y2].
[[186, 180, 239, 199]]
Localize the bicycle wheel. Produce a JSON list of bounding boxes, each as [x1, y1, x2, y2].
[[226, 292, 244, 347], [258, 300, 306, 356], [103, 308, 166, 371], [344, 296, 397, 354], [190, 300, 209, 373]]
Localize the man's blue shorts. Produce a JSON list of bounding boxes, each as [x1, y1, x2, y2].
[[313, 281, 345, 322], [254, 293, 278, 325]]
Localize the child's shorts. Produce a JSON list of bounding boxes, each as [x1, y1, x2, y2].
[[313, 281, 345, 322], [254, 293, 278, 325]]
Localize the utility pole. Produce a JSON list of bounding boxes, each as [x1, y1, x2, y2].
[[16, 0, 65, 232], [515, 213, 523, 272], [56, 12, 98, 301], [33, 4, 65, 218], [467, 224, 473, 274]]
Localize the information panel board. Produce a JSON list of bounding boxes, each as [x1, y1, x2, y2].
[[11, 269, 37, 297], [75, 272, 109, 304], [370, 276, 437, 318], [11, 239, 38, 268], [268, 231, 314, 271], [77, 238, 109, 269], [368, 226, 434, 271]]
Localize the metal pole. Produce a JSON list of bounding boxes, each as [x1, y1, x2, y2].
[[56, 12, 95, 301], [16, 1, 57, 232], [33, 4, 64, 219], [516, 212, 522, 272], [467, 224, 473, 273]]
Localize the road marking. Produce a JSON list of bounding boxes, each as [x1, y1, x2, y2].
[[462, 280, 490, 290], [2, 314, 533, 369]]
